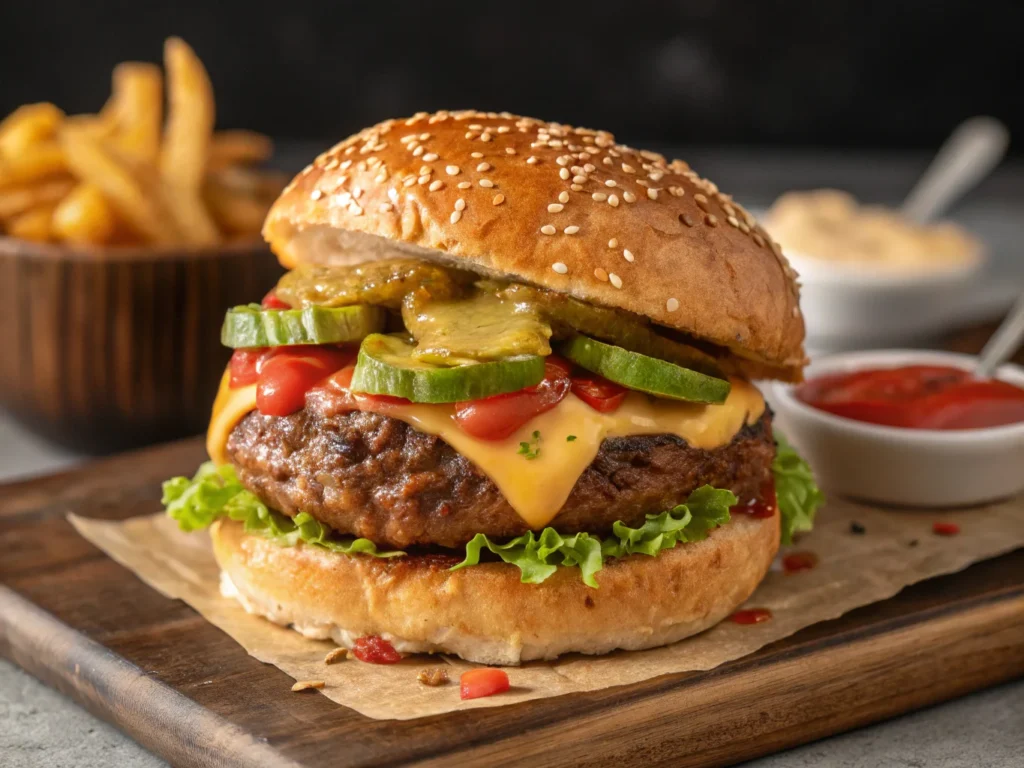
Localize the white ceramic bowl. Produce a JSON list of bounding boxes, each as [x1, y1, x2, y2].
[[767, 349, 1024, 507], [787, 250, 987, 349]]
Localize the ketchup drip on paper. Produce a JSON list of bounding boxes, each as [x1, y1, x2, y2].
[[728, 608, 773, 625]]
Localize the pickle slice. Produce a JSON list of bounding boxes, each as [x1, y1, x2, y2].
[[561, 335, 730, 404], [351, 334, 546, 403], [221, 304, 386, 348]]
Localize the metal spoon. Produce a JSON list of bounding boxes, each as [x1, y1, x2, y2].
[[975, 291, 1024, 378], [901, 116, 1010, 223]]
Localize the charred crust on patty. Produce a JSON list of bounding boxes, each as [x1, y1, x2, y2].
[[226, 407, 775, 549]]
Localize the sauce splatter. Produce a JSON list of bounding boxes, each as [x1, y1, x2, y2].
[[737, 480, 777, 519], [783, 551, 819, 573], [932, 522, 961, 536], [352, 635, 402, 664], [728, 608, 773, 625]]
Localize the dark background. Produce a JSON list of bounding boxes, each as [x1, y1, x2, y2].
[[1, 0, 1021, 152]]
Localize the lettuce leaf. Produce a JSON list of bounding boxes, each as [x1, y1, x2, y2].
[[773, 433, 825, 545], [452, 485, 735, 587], [162, 462, 404, 557]]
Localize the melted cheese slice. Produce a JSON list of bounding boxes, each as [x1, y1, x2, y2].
[[207, 371, 764, 529]]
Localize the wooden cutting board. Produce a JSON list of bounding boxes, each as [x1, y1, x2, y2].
[[1, 436, 1023, 768]]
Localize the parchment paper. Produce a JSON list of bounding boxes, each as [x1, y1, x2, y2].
[[69, 494, 1024, 720]]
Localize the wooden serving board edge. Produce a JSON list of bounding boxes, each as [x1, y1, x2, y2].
[[2, 577, 1022, 768]]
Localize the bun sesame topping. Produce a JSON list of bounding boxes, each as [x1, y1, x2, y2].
[[263, 110, 806, 380]]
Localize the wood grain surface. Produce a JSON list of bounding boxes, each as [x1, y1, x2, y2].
[[0, 236, 282, 453], [1, 436, 1022, 768]]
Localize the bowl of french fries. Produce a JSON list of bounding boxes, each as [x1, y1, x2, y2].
[[0, 38, 284, 453]]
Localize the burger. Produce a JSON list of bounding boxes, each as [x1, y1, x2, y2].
[[163, 110, 823, 666]]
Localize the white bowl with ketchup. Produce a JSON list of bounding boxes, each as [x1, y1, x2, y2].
[[768, 349, 1024, 507]]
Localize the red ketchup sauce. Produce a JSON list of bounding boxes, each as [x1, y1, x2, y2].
[[352, 635, 402, 664], [783, 551, 819, 573], [795, 365, 1024, 430], [736, 479, 777, 519], [932, 522, 961, 536], [729, 608, 773, 625]]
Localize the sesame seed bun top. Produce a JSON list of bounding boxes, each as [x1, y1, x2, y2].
[[263, 110, 806, 381]]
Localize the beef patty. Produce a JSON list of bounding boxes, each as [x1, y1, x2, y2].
[[226, 405, 775, 549]]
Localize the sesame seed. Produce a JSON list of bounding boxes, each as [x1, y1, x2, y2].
[[604, 179, 617, 187], [752, 233, 766, 247], [622, 163, 636, 174], [450, 210, 462, 224], [704, 213, 718, 227], [609, 273, 623, 289], [556, 156, 569, 167], [592, 192, 607, 202], [527, 156, 539, 165], [505, 148, 517, 155], [574, 175, 588, 184], [413, 146, 424, 157], [608, 238, 618, 248], [552, 262, 568, 274], [379, 202, 393, 213], [465, 132, 478, 140], [374, 172, 387, 184], [497, 125, 511, 133], [455, 198, 466, 211], [621, 191, 636, 203], [479, 179, 494, 188], [541, 225, 556, 235], [564, 225, 580, 235], [594, 267, 609, 282], [388, 188, 399, 204], [457, 181, 472, 189], [623, 249, 634, 262], [403, 177, 416, 188], [666, 297, 680, 312], [422, 153, 438, 162], [649, 171, 664, 182], [570, 184, 583, 191], [419, 133, 431, 141], [548, 203, 564, 213], [558, 191, 569, 203], [310, 189, 323, 201], [429, 180, 444, 191], [492, 194, 505, 205], [418, 175, 430, 185], [727, 215, 740, 228], [476, 162, 491, 172], [349, 204, 363, 216], [647, 188, 659, 200], [340, 159, 353, 170], [471, 152, 484, 159], [560, 168, 571, 180], [602, 157, 613, 166], [608, 195, 619, 207], [446, 165, 460, 175], [584, 163, 596, 173]]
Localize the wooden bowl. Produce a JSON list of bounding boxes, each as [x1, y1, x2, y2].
[[0, 236, 283, 454]]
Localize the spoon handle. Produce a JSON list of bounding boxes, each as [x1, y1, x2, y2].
[[975, 291, 1024, 379], [901, 116, 1009, 223]]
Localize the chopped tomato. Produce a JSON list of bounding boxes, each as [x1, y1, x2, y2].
[[324, 366, 413, 412], [229, 348, 271, 388], [453, 357, 571, 441], [261, 291, 290, 309], [571, 372, 628, 413], [352, 635, 402, 664], [460, 668, 510, 700], [256, 346, 355, 416]]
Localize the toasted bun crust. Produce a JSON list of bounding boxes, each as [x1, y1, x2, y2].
[[263, 110, 806, 380], [211, 513, 779, 665]]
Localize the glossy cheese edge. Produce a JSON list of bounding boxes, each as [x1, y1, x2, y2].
[[206, 370, 765, 529]]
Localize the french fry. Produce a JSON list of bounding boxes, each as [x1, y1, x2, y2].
[[110, 62, 163, 164], [51, 183, 117, 245], [204, 178, 270, 236], [6, 204, 56, 242], [0, 179, 75, 221], [0, 141, 68, 188], [0, 103, 64, 158], [160, 37, 219, 245], [210, 166, 289, 201], [60, 125, 178, 244], [208, 130, 273, 170]]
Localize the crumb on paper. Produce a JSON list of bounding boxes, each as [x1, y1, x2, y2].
[[324, 647, 349, 665], [850, 521, 866, 535], [291, 680, 326, 692], [417, 667, 450, 686]]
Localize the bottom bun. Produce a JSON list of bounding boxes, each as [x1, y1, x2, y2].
[[211, 513, 779, 666]]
